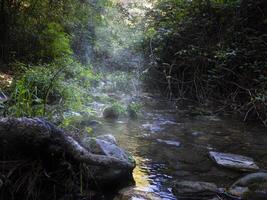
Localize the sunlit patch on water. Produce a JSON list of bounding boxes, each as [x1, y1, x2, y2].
[[132, 156, 151, 190], [132, 156, 177, 200]]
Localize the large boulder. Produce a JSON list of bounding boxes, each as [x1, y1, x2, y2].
[[172, 181, 219, 199], [81, 134, 135, 185]]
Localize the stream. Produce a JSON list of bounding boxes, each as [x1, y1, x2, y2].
[[87, 82, 267, 199]]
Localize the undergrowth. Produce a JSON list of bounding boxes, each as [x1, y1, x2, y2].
[[3, 61, 99, 124]]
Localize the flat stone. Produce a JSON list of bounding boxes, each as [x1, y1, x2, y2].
[[156, 139, 181, 147], [142, 123, 162, 133], [173, 181, 218, 199], [209, 151, 259, 171]]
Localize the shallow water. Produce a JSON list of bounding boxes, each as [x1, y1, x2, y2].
[[94, 95, 267, 200]]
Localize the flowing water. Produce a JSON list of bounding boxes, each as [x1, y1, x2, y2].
[[89, 87, 267, 199]]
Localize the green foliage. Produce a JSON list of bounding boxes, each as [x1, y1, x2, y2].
[[39, 23, 72, 60], [111, 101, 127, 115], [8, 65, 54, 117], [0, 0, 108, 63], [127, 102, 142, 118], [7, 62, 98, 120], [144, 0, 267, 124]]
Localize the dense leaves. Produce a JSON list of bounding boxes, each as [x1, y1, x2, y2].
[[144, 0, 267, 125], [0, 0, 103, 63]]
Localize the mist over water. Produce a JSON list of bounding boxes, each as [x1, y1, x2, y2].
[[86, 0, 152, 73]]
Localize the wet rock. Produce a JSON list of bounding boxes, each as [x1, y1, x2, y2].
[[228, 186, 249, 197], [103, 106, 119, 119], [114, 187, 162, 200], [82, 135, 134, 163], [97, 134, 117, 144], [156, 139, 181, 147], [172, 181, 219, 199], [228, 172, 267, 198], [232, 172, 267, 187], [209, 151, 259, 171], [142, 123, 162, 133], [81, 135, 135, 185]]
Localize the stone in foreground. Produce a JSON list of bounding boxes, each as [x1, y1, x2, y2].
[[228, 172, 267, 199], [209, 151, 259, 171], [82, 134, 135, 185], [172, 181, 219, 199], [114, 186, 162, 200]]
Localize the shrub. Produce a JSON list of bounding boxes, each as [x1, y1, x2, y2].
[[7, 62, 98, 120]]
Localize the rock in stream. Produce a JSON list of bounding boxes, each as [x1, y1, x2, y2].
[[156, 139, 181, 147], [172, 181, 219, 199], [82, 134, 135, 185], [228, 172, 267, 199], [209, 151, 259, 172]]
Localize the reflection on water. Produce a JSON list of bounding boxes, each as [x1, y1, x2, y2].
[[132, 156, 150, 189], [131, 156, 176, 200], [94, 95, 267, 200]]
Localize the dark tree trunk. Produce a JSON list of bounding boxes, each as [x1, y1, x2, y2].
[[0, 0, 7, 62]]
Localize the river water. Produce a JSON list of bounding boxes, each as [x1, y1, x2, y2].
[[90, 89, 267, 199]]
